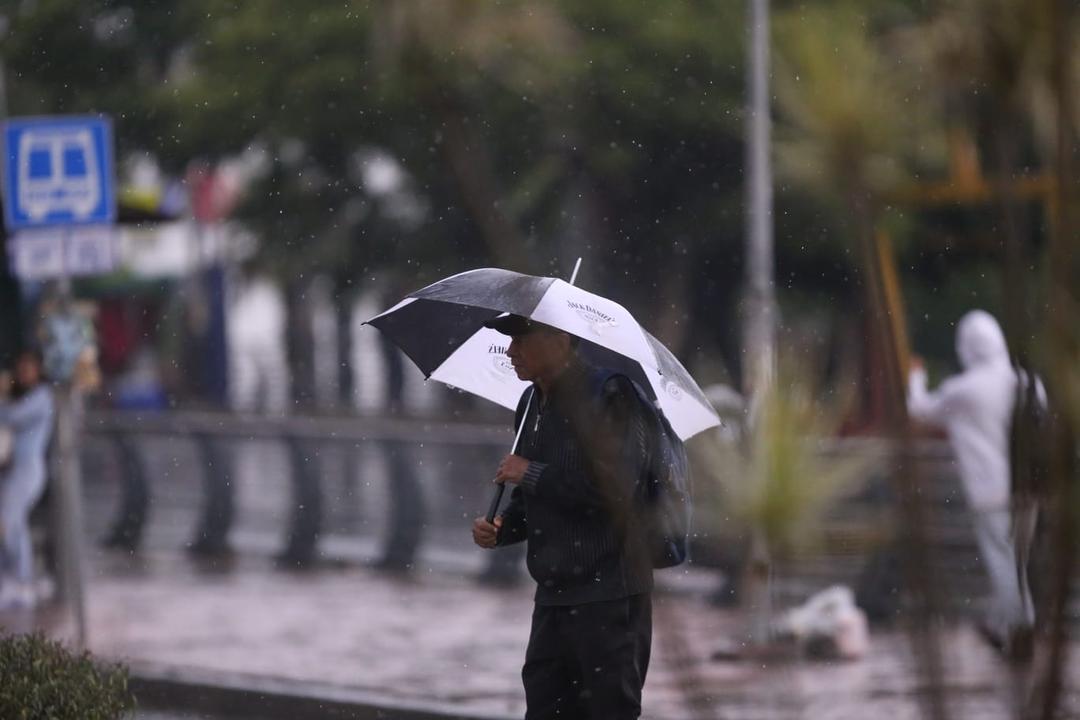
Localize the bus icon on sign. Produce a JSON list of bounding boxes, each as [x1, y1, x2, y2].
[[19, 128, 101, 221], [2, 115, 115, 231]]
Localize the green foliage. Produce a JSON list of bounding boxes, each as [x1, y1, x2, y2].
[[0, 1, 750, 333], [0, 632, 134, 720], [3, 0, 1065, 376], [164, 1, 382, 160], [374, 0, 580, 99], [155, 0, 754, 333], [692, 359, 870, 561], [772, 3, 944, 203], [2, 0, 196, 160]]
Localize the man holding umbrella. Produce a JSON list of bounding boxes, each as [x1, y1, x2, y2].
[[368, 266, 718, 716], [472, 313, 654, 720]]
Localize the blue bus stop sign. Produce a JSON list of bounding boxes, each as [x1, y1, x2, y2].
[[2, 115, 116, 231]]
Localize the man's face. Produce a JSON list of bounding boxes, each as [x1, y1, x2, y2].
[[506, 329, 571, 382]]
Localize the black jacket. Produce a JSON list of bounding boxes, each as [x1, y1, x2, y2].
[[496, 361, 653, 605]]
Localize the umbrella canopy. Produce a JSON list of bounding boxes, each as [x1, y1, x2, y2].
[[367, 268, 720, 439]]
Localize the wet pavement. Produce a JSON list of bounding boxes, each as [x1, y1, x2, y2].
[[0, 433, 1073, 718], [9, 544, 1076, 720]]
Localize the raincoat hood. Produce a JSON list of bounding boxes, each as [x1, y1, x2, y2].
[[956, 310, 1009, 370]]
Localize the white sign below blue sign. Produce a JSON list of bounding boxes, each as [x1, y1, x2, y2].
[[2, 115, 116, 231], [8, 225, 117, 280]]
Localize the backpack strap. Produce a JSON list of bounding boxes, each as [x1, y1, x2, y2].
[[586, 368, 655, 417], [584, 367, 660, 493]]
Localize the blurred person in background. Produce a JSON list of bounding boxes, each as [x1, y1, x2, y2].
[[0, 349, 54, 610], [228, 263, 291, 414], [908, 309, 1038, 656]]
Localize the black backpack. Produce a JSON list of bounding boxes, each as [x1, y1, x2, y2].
[[589, 369, 692, 568], [1010, 368, 1051, 505]]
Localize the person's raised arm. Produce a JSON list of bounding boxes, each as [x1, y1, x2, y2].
[[907, 357, 954, 427]]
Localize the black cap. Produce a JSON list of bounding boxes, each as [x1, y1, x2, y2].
[[483, 313, 536, 336]]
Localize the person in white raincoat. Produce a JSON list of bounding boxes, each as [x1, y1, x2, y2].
[[908, 309, 1037, 651]]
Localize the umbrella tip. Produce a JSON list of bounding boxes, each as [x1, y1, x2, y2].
[[569, 257, 583, 286]]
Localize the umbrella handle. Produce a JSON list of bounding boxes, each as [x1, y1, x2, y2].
[[485, 483, 506, 525], [485, 387, 535, 524]]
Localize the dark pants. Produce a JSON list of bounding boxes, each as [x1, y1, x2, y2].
[[522, 594, 652, 720]]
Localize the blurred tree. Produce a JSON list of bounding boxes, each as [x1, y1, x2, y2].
[[2, 0, 195, 155], [772, 1, 943, 424], [161, 0, 755, 368], [913, 0, 1078, 709], [0, 0, 758, 395], [770, 6, 953, 716], [371, 0, 580, 273], [917, 1, 1078, 708], [551, 0, 746, 354], [4, 0, 1014, 398], [693, 356, 867, 644], [910, 0, 1062, 364]]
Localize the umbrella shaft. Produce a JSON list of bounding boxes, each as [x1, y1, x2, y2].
[[486, 387, 535, 523], [485, 483, 506, 524]]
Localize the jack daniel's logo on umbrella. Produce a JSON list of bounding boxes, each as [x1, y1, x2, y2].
[[567, 300, 618, 336], [488, 344, 515, 377]]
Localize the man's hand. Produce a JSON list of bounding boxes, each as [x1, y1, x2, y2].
[[472, 515, 503, 549], [495, 454, 530, 485]]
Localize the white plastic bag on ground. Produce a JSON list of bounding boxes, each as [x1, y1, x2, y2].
[[773, 585, 869, 660]]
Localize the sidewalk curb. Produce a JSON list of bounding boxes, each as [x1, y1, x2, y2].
[[129, 662, 515, 720]]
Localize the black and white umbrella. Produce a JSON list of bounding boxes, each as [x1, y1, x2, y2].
[[366, 267, 719, 440]]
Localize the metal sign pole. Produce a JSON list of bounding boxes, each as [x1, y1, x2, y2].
[[50, 267, 89, 648], [53, 379, 88, 647]]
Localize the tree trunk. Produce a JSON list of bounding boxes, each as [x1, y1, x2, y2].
[[742, 528, 773, 647], [851, 190, 950, 720], [1032, 1, 1078, 716], [433, 96, 533, 273]]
